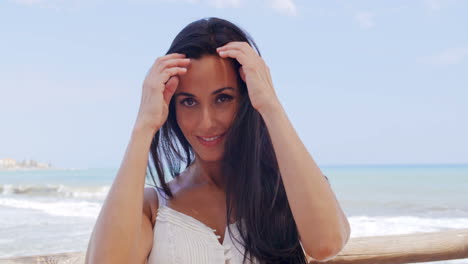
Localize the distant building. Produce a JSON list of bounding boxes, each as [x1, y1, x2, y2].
[[0, 158, 17, 168], [0, 158, 52, 170]]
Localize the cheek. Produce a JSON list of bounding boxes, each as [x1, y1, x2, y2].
[[176, 109, 197, 134], [225, 101, 240, 124]]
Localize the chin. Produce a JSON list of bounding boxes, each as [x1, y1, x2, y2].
[[197, 153, 223, 163], [192, 148, 223, 162], [190, 136, 226, 163]]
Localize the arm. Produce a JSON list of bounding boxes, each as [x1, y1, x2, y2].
[[85, 125, 155, 263], [214, 41, 350, 261], [260, 103, 351, 261]]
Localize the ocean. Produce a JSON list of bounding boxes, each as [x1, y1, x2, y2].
[[1, 165, 467, 263]]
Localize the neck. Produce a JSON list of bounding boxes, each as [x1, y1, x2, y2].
[[188, 158, 225, 191]]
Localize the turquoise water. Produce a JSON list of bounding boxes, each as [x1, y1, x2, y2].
[[1, 165, 467, 263], [0, 168, 115, 187], [323, 165, 468, 218]]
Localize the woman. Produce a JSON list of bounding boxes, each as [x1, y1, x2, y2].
[[85, 17, 350, 264]]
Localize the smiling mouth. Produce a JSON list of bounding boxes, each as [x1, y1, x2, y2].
[[196, 133, 226, 146], [198, 134, 224, 141]]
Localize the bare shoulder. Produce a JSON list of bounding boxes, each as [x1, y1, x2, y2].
[[143, 186, 159, 227], [143, 178, 181, 226], [131, 187, 158, 263]]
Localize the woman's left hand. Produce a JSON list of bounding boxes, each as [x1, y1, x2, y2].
[[217, 41, 280, 114]]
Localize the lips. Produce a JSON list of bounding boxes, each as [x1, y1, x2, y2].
[[196, 133, 226, 147]]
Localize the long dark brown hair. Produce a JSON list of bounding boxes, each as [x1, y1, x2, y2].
[[146, 17, 308, 264]]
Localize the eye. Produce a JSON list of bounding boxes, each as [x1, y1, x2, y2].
[[217, 94, 233, 103], [180, 97, 196, 107]]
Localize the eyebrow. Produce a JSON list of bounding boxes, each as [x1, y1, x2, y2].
[[174, 87, 235, 98]]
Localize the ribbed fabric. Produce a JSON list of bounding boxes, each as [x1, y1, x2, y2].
[[147, 186, 260, 264], [147, 186, 310, 263]]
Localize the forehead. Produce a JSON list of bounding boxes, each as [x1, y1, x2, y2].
[[177, 54, 238, 93]]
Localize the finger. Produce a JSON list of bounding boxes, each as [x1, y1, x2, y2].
[[218, 42, 258, 57], [159, 58, 191, 71], [239, 66, 246, 82], [217, 45, 245, 54], [162, 67, 187, 85], [155, 53, 186, 65], [164, 53, 187, 59], [217, 41, 244, 50], [163, 75, 179, 104], [218, 49, 247, 65], [217, 42, 250, 52], [147, 54, 185, 75]]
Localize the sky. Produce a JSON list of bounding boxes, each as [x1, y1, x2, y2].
[[0, 0, 467, 169]]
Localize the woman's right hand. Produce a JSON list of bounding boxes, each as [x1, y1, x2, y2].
[[134, 53, 191, 134]]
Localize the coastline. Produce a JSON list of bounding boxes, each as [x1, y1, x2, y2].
[[1, 166, 467, 260], [0, 167, 73, 172]]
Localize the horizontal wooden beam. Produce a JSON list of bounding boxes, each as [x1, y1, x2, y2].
[[316, 228, 468, 264], [1, 228, 467, 264], [0, 252, 84, 263]]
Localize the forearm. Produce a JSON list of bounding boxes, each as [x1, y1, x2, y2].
[[260, 103, 349, 260], [85, 125, 155, 263]]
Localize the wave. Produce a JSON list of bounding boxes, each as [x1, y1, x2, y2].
[[0, 197, 101, 218], [348, 215, 468, 238], [0, 184, 110, 199]]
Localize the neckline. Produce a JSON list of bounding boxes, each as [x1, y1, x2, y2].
[[160, 204, 237, 246]]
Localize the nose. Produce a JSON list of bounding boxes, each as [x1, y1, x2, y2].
[[198, 105, 217, 131]]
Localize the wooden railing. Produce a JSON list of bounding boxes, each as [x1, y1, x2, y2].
[[323, 228, 468, 264], [1, 228, 467, 264]]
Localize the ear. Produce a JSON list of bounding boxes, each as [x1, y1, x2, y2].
[[239, 66, 246, 83]]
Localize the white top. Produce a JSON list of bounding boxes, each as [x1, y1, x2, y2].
[[146, 186, 309, 263]]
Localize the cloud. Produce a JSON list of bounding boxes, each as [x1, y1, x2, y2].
[[8, 0, 298, 15], [425, 0, 442, 10], [8, 0, 59, 10], [425, 0, 441, 10], [206, 0, 242, 8], [270, 0, 297, 16], [160, 0, 241, 8], [8, 0, 42, 6], [424, 0, 461, 11], [162, 0, 297, 14], [355, 11, 376, 29], [424, 47, 468, 66]]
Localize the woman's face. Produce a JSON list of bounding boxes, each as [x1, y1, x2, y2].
[[174, 54, 241, 162]]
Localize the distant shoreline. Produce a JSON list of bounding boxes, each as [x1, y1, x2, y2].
[[321, 163, 468, 168], [0, 167, 73, 172], [1, 164, 467, 172]]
